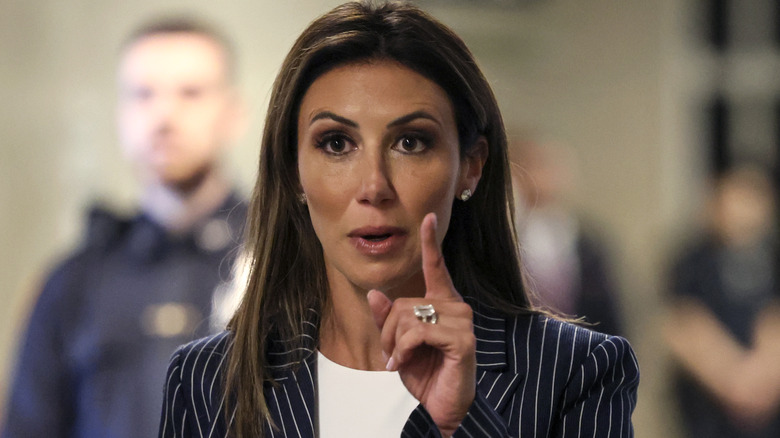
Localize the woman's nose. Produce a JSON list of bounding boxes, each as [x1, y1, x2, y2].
[[357, 150, 395, 206]]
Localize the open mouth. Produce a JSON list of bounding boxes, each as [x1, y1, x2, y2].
[[363, 233, 392, 242], [349, 226, 407, 255]]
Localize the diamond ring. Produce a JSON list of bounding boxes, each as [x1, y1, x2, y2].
[[413, 304, 438, 324]]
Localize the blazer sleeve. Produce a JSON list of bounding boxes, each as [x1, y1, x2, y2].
[[557, 335, 639, 438], [159, 347, 193, 438]]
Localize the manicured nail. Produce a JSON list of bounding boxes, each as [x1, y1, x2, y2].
[[386, 357, 396, 371], [382, 351, 388, 361]]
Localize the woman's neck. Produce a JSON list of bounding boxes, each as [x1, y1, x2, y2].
[[319, 269, 425, 371], [320, 290, 384, 371]]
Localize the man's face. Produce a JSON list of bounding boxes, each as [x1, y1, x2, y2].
[[117, 32, 237, 190]]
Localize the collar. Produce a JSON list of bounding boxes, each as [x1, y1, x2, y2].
[[125, 191, 246, 262]]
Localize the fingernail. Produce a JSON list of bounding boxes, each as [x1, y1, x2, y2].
[[385, 357, 395, 371], [382, 350, 388, 361]]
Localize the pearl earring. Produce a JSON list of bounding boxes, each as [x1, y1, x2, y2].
[[298, 193, 308, 205], [460, 189, 472, 201]]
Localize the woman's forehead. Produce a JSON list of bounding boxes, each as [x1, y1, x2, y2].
[[298, 60, 455, 126]]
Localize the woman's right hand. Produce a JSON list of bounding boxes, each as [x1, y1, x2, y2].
[[368, 213, 477, 437]]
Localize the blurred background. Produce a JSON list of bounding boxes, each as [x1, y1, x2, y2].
[[2, 0, 779, 436]]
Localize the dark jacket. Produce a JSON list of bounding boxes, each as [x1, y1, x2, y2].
[[3, 194, 247, 438]]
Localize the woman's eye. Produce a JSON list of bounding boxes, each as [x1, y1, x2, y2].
[[394, 135, 428, 153], [316, 134, 354, 155]]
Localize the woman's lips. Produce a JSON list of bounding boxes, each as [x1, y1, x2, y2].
[[348, 226, 407, 256]]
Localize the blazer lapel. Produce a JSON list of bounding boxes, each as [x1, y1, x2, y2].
[[265, 354, 317, 438], [265, 310, 320, 438], [472, 306, 524, 416]]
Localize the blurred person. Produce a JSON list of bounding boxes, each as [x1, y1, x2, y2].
[[665, 164, 780, 438], [159, 3, 639, 437], [2, 17, 247, 438], [512, 138, 624, 336]]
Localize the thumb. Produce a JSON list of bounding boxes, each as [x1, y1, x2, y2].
[[367, 289, 392, 330]]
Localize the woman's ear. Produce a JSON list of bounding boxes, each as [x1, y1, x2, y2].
[[459, 136, 489, 196]]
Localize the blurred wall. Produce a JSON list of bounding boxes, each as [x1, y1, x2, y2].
[[1, 1, 708, 436]]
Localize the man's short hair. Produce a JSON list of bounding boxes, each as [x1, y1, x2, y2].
[[122, 16, 236, 81]]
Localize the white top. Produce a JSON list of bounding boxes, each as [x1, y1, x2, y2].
[[317, 351, 419, 437]]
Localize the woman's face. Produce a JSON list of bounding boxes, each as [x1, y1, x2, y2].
[[297, 60, 483, 298]]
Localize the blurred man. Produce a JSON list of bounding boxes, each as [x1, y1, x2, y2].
[[665, 165, 780, 438], [512, 138, 624, 336], [2, 18, 247, 438]]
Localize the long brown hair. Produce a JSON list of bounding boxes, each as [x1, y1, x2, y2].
[[226, 2, 531, 436]]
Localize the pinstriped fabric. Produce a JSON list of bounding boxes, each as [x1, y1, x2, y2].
[[160, 332, 233, 438], [159, 311, 639, 437], [500, 315, 639, 437]]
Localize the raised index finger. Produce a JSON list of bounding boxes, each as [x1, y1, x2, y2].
[[421, 212, 460, 300]]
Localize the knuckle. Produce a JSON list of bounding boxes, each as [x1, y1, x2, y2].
[[465, 332, 476, 350], [449, 302, 472, 319], [393, 297, 413, 309], [414, 323, 432, 343]]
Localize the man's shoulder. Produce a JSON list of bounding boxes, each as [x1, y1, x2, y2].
[[32, 247, 107, 316], [44, 205, 134, 273], [34, 208, 131, 302]]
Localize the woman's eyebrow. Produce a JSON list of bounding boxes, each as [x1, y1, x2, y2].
[[309, 111, 358, 127], [387, 111, 440, 128]]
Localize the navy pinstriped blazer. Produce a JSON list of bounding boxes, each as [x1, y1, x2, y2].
[[159, 307, 639, 437]]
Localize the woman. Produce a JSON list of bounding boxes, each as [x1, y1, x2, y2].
[[159, 2, 639, 437]]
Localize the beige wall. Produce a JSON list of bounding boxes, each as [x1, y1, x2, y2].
[[1, 1, 707, 436]]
